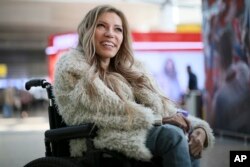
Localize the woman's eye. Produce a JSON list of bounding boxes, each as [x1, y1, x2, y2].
[[116, 28, 123, 32], [97, 23, 105, 28]]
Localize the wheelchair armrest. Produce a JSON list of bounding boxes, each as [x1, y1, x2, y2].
[[45, 123, 97, 142]]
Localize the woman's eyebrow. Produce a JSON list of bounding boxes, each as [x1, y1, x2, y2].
[[97, 20, 122, 27], [114, 25, 123, 29]]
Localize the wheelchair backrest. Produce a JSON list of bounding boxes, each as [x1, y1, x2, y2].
[[25, 79, 70, 156]]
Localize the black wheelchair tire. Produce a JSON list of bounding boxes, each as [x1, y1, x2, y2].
[[24, 157, 80, 167]]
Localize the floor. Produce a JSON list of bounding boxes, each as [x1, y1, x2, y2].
[[0, 112, 249, 167]]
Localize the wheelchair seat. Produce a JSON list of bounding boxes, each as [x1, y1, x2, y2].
[[24, 79, 162, 167]]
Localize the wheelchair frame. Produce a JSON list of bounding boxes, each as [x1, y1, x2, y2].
[[24, 79, 161, 167]]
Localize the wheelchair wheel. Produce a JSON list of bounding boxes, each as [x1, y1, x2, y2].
[[24, 157, 80, 167]]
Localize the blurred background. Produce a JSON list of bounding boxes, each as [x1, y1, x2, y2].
[[0, 0, 249, 167]]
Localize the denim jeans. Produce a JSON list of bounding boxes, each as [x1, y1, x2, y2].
[[146, 124, 200, 167]]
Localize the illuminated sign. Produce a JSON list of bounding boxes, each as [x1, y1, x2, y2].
[[0, 64, 7, 77]]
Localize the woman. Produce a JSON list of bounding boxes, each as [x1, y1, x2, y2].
[[54, 5, 214, 167], [156, 58, 182, 103]]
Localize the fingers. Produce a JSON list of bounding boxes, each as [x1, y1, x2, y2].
[[162, 115, 189, 133], [189, 141, 202, 157], [191, 128, 207, 146], [189, 135, 203, 158], [183, 116, 191, 131], [177, 114, 190, 132], [181, 115, 191, 132]]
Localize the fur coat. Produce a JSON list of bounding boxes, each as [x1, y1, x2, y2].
[[53, 49, 214, 161]]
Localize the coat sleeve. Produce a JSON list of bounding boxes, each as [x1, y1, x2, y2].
[[53, 53, 155, 131]]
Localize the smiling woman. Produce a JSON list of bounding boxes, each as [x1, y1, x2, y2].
[[94, 12, 123, 69], [53, 4, 214, 167]]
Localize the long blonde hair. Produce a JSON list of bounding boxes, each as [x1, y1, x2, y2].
[[77, 5, 174, 114], [77, 5, 154, 96]]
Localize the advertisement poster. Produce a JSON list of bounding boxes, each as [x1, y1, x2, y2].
[[202, 0, 250, 134]]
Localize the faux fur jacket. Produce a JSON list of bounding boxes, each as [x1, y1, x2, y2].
[[53, 49, 214, 161]]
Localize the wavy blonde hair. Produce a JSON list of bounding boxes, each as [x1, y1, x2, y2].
[[77, 5, 154, 96], [77, 5, 174, 115]]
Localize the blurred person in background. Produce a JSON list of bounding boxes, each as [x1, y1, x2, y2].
[[156, 58, 182, 103], [53, 5, 214, 167], [19, 89, 33, 118], [187, 65, 198, 91], [2, 87, 15, 118]]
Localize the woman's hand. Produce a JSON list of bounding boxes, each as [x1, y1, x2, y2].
[[162, 113, 191, 133], [188, 128, 207, 158]]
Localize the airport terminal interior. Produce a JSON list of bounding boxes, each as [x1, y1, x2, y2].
[[0, 0, 250, 167]]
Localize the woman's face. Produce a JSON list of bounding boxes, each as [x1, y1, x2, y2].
[[94, 12, 123, 61]]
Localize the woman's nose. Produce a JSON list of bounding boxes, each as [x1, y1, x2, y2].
[[104, 29, 114, 38]]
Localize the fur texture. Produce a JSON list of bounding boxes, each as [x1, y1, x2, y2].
[[53, 49, 214, 161]]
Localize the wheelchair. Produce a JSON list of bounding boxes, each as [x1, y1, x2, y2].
[[23, 79, 162, 167]]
